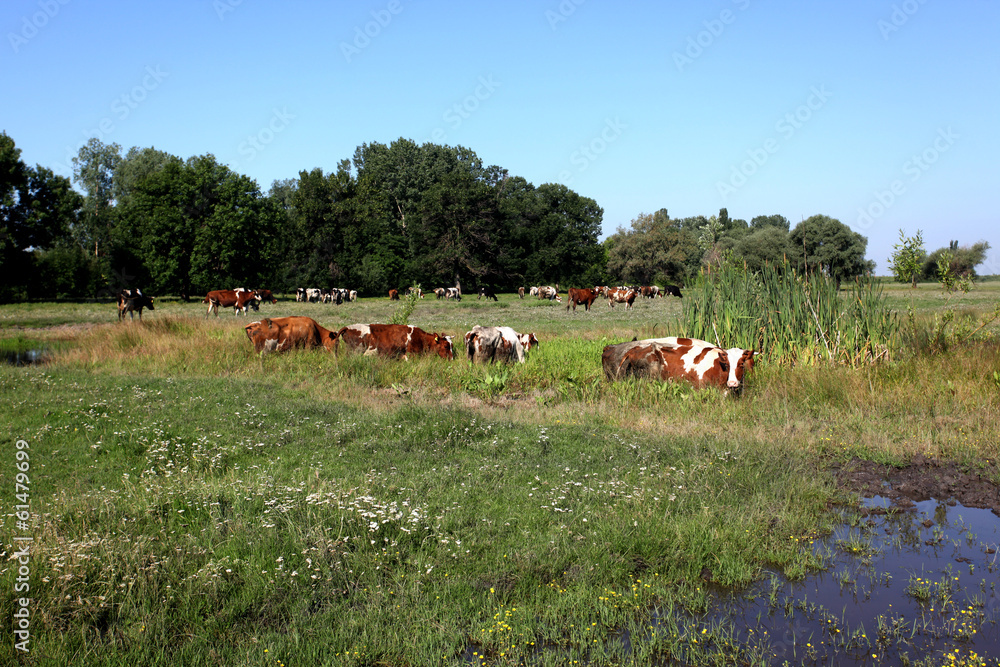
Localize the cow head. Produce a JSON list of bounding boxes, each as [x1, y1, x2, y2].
[[519, 333, 539, 351], [722, 347, 756, 394], [434, 334, 455, 360]]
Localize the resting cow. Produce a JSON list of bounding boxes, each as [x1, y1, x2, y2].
[[336, 323, 454, 361], [244, 316, 338, 353], [602, 336, 755, 395], [566, 287, 597, 311], [465, 325, 525, 364]]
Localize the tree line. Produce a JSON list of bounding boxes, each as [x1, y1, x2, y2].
[[7, 129, 982, 303]]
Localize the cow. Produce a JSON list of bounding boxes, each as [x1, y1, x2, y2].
[[593, 285, 609, 298], [640, 286, 660, 299], [406, 286, 424, 299], [295, 288, 306, 302], [446, 287, 462, 301], [478, 286, 498, 302], [204, 289, 260, 317], [465, 326, 525, 364], [518, 287, 525, 299], [537, 286, 561, 302], [388, 289, 399, 301], [518, 332, 539, 353], [117, 289, 154, 321], [255, 289, 278, 304], [349, 290, 358, 302], [336, 323, 454, 361], [662, 284, 683, 298], [244, 316, 339, 353], [433, 287, 446, 299], [303, 288, 322, 303], [607, 287, 638, 309], [529, 286, 539, 297], [566, 287, 597, 311], [602, 337, 755, 395]]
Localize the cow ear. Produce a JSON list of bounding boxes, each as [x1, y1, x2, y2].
[[434, 335, 440, 343]]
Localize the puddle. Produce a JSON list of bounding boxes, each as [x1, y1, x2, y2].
[[3, 348, 48, 365], [708, 497, 1000, 664]]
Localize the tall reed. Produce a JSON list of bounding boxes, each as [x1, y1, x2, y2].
[[678, 260, 899, 365]]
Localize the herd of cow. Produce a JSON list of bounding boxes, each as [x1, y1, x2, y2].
[[116, 282, 753, 394]]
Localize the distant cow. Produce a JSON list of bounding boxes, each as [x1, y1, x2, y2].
[[255, 289, 277, 304], [446, 287, 462, 301], [566, 287, 597, 311], [640, 286, 659, 299], [406, 286, 424, 299], [663, 285, 683, 298], [117, 289, 154, 321], [204, 289, 259, 317], [465, 325, 525, 364], [537, 286, 561, 302], [529, 286, 540, 297], [518, 287, 525, 299], [602, 337, 755, 395], [295, 288, 306, 302], [244, 316, 338, 353], [434, 287, 447, 299], [478, 286, 498, 301], [607, 287, 638, 309], [336, 323, 454, 361], [388, 289, 399, 301]]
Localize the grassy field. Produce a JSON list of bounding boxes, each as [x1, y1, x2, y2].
[[2, 283, 998, 665]]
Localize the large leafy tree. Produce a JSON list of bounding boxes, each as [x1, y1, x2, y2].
[[71, 138, 122, 259], [732, 226, 790, 273], [605, 209, 701, 285], [788, 214, 873, 288], [921, 240, 991, 280]]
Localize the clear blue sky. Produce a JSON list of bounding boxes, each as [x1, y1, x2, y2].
[[3, 0, 998, 274]]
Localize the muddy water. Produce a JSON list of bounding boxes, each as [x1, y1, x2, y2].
[[711, 498, 999, 664]]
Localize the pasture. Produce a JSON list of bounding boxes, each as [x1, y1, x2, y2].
[[1, 282, 999, 665]]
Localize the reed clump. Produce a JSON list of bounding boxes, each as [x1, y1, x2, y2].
[[678, 260, 899, 365]]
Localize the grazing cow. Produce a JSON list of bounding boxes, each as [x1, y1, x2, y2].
[[349, 290, 358, 302], [304, 288, 322, 303], [607, 287, 638, 309], [244, 316, 339, 353], [204, 289, 260, 317], [295, 288, 306, 302], [388, 289, 399, 301], [640, 286, 660, 299], [602, 337, 755, 395], [406, 286, 424, 299], [517, 332, 539, 353], [593, 285, 609, 298], [336, 323, 454, 361], [255, 289, 277, 304], [117, 289, 154, 321], [434, 287, 447, 299], [478, 286, 498, 301], [446, 287, 462, 301], [465, 325, 525, 364], [537, 286, 561, 302], [566, 287, 597, 311], [518, 287, 525, 299], [529, 286, 540, 297], [663, 285, 683, 298]]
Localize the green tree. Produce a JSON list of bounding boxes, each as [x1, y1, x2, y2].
[[749, 214, 790, 231], [605, 210, 701, 285], [71, 138, 122, 259], [922, 240, 991, 280], [732, 226, 790, 273], [887, 229, 925, 287], [788, 214, 873, 288]]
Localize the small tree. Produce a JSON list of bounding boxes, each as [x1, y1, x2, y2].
[[888, 229, 924, 288]]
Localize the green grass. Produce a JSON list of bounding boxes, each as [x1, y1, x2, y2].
[[1, 285, 998, 665]]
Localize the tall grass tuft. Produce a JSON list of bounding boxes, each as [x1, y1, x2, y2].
[[678, 260, 899, 365]]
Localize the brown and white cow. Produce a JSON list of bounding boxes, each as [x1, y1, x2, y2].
[[255, 289, 278, 304], [566, 287, 597, 311], [336, 323, 454, 361], [204, 289, 260, 317], [537, 286, 561, 302], [640, 285, 659, 299], [244, 316, 339, 353], [602, 337, 755, 395], [607, 287, 638, 309], [517, 332, 539, 353], [465, 325, 525, 364]]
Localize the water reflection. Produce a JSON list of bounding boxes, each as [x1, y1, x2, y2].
[[3, 348, 47, 365]]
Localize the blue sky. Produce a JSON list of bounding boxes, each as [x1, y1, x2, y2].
[[3, 0, 998, 274]]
